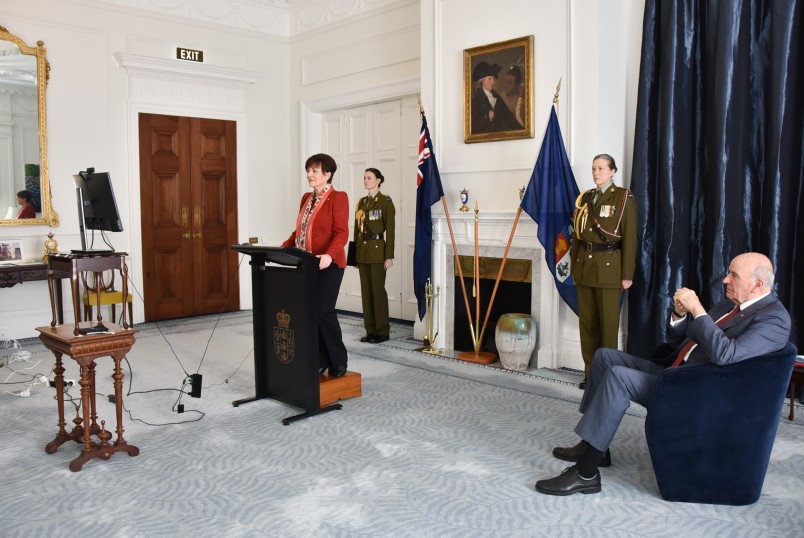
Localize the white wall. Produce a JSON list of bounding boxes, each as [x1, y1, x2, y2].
[[286, 0, 421, 237], [422, 0, 644, 368], [0, 0, 289, 338]]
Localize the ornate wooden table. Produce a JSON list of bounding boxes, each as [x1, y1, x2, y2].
[[0, 261, 64, 324], [37, 322, 139, 471]]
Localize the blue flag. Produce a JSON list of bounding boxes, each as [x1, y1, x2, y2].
[[414, 114, 445, 321], [520, 105, 580, 315]]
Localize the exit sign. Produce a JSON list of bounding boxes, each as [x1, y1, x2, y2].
[[176, 47, 204, 62]]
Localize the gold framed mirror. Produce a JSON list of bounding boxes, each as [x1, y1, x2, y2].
[[0, 25, 58, 227]]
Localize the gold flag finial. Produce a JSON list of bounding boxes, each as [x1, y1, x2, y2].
[[553, 77, 562, 115], [418, 94, 424, 116]]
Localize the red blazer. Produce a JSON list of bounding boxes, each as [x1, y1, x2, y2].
[[17, 204, 36, 218], [281, 188, 349, 268]]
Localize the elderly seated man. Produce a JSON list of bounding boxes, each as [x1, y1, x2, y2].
[[535, 252, 791, 496]]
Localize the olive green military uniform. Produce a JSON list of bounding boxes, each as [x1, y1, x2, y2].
[[354, 191, 395, 338], [571, 183, 637, 377]]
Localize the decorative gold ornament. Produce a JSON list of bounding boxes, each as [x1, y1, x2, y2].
[[42, 231, 59, 261]]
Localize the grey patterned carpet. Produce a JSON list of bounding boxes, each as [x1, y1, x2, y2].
[[1, 312, 803, 537]]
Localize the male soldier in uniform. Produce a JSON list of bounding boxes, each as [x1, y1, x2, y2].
[[354, 168, 395, 343], [571, 154, 638, 388]]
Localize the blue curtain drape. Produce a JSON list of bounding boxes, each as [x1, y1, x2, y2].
[[629, 0, 803, 357]]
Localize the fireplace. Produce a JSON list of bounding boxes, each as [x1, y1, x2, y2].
[[452, 255, 532, 354], [428, 211, 567, 370]]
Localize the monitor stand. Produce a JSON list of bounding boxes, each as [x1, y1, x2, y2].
[[74, 187, 115, 256]]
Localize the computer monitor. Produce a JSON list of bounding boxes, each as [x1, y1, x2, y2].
[[73, 169, 123, 253]]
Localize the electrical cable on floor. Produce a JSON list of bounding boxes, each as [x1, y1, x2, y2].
[[204, 347, 254, 389], [1, 359, 47, 397], [124, 269, 191, 377], [194, 254, 245, 377], [116, 355, 204, 426]]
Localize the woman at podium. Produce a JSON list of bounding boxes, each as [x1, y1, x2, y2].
[[282, 153, 350, 378]]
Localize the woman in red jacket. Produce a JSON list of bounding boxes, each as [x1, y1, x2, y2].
[[282, 153, 350, 377], [16, 190, 36, 219]]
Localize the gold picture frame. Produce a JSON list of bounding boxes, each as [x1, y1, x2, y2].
[[464, 35, 534, 144]]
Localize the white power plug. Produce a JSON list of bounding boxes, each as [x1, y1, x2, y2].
[[40, 375, 49, 385]]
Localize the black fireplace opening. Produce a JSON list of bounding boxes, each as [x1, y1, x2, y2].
[[453, 276, 531, 353]]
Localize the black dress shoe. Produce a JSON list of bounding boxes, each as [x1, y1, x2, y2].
[[552, 441, 611, 467], [330, 365, 347, 378], [318, 366, 328, 376], [579, 378, 587, 390], [359, 335, 373, 343], [535, 465, 601, 496], [369, 334, 389, 343]]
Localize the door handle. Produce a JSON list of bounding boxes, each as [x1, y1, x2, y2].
[[182, 233, 191, 239], [193, 232, 202, 239]]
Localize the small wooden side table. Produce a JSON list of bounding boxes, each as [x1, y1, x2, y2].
[[37, 323, 139, 471]]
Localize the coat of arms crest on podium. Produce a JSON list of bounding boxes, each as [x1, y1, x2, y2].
[[273, 309, 295, 364]]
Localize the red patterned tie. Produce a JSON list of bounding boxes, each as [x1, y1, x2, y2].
[[670, 307, 740, 367]]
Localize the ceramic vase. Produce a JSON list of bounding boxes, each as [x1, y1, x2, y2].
[[495, 313, 537, 371]]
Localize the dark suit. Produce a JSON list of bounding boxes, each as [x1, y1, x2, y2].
[[471, 88, 522, 134], [282, 187, 350, 371], [574, 294, 791, 451]]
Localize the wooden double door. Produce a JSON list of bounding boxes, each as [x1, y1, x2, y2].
[[138, 113, 239, 321]]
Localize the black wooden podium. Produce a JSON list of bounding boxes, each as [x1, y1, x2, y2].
[[231, 245, 341, 424]]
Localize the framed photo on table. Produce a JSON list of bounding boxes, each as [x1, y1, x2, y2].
[[0, 239, 24, 263], [464, 35, 534, 144]]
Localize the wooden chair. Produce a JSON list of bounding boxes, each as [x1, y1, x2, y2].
[[82, 270, 134, 326]]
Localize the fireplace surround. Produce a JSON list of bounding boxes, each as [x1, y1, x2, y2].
[[429, 211, 568, 370]]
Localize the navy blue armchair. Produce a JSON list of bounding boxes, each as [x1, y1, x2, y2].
[[645, 342, 796, 505]]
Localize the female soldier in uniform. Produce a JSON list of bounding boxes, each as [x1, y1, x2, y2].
[[571, 154, 637, 388], [354, 168, 395, 343]]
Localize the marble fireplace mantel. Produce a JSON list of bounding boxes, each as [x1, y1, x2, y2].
[[428, 211, 568, 370]]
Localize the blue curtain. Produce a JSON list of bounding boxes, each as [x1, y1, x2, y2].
[[629, 0, 804, 357]]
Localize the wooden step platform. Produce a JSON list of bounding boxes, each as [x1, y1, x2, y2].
[[320, 370, 362, 406]]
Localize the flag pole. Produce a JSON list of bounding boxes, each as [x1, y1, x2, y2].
[[456, 199, 495, 364], [440, 196, 477, 350], [418, 97, 478, 351], [473, 201, 480, 352], [477, 84, 563, 356], [553, 77, 561, 116], [477, 193, 524, 352]]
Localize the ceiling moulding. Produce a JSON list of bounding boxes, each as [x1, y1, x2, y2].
[[87, 0, 290, 37], [84, 0, 403, 37], [288, 0, 401, 35]]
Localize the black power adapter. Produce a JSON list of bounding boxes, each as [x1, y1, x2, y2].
[[190, 374, 202, 398]]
